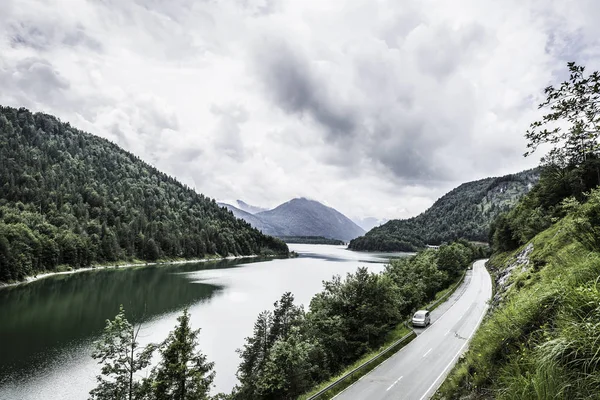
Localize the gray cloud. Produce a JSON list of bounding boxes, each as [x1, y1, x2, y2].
[[8, 17, 102, 52], [237, 0, 281, 16], [0, 58, 70, 108], [413, 23, 489, 78], [251, 31, 470, 182], [211, 104, 248, 161], [253, 38, 357, 140]]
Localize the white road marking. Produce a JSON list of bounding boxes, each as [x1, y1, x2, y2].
[[444, 329, 451, 336], [386, 376, 403, 391], [422, 348, 432, 358], [417, 303, 489, 400]]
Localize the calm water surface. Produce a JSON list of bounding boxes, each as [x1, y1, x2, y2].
[[0, 244, 410, 399]]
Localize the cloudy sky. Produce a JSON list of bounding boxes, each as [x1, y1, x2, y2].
[[1, 0, 599, 221]]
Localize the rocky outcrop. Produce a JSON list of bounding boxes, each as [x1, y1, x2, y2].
[[490, 243, 533, 308]]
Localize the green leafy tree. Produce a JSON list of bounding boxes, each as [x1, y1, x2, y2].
[[254, 327, 320, 400], [145, 239, 160, 262], [152, 309, 215, 400], [308, 267, 401, 370], [525, 62, 600, 169], [437, 243, 468, 277], [268, 292, 304, 345], [89, 306, 155, 400]]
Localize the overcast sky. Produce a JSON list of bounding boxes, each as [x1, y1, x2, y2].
[[1, 0, 599, 221]]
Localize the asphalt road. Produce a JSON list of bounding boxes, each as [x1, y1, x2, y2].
[[336, 259, 492, 400]]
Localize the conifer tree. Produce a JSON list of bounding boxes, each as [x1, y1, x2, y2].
[[152, 309, 215, 400]]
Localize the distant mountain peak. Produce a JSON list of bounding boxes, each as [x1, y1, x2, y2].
[[235, 200, 268, 214], [225, 197, 365, 242]]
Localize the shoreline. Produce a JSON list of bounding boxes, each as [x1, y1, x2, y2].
[[0, 254, 263, 289]]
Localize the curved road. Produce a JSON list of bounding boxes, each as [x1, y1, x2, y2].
[[336, 259, 492, 400]]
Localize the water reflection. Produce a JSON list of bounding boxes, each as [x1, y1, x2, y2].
[[0, 258, 261, 383]]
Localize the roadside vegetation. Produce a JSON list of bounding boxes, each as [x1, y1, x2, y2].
[[231, 241, 486, 399], [437, 62, 600, 399]]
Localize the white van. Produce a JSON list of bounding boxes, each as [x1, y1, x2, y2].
[[412, 310, 431, 327]]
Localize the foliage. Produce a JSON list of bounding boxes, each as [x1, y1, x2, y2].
[[235, 293, 309, 399], [89, 305, 155, 400], [438, 62, 600, 399], [349, 170, 539, 251], [151, 309, 215, 400], [0, 106, 288, 282], [490, 156, 600, 253], [90, 307, 216, 400], [234, 242, 481, 399], [525, 62, 600, 168], [307, 267, 402, 371]]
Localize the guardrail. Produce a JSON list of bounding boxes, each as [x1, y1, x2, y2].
[[306, 261, 475, 400], [306, 331, 417, 400]]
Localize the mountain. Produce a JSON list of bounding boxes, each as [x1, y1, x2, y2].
[[256, 198, 365, 242], [349, 169, 539, 252], [235, 200, 268, 214], [221, 198, 365, 242], [0, 106, 288, 283]]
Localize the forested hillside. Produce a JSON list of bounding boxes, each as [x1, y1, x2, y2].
[[349, 170, 539, 252], [0, 106, 288, 283]]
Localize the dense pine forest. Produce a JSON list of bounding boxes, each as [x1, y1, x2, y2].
[[0, 106, 288, 283], [349, 169, 539, 252]]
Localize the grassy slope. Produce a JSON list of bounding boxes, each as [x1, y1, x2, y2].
[[437, 213, 600, 399]]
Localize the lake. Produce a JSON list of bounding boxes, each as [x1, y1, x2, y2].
[[0, 244, 410, 399]]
